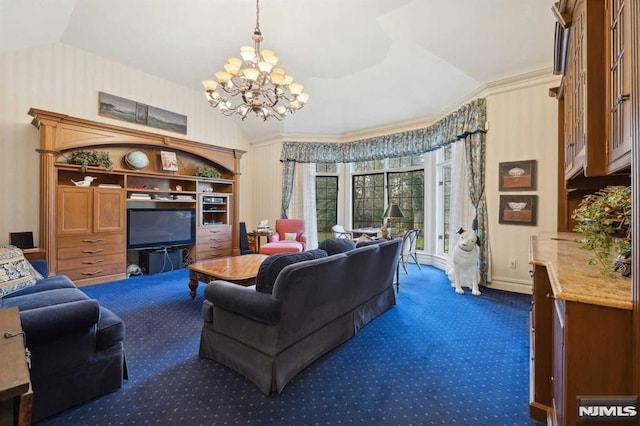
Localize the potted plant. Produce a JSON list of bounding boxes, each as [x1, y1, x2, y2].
[[192, 166, 221, 179], [571, 185, 631, 276], [65, 149, 114, 172]]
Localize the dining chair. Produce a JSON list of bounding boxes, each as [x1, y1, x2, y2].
[[400, 229, 422, 273], [331, 224, 353, 239]]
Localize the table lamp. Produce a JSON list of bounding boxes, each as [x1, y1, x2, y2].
[[383, 202, 404, 234]]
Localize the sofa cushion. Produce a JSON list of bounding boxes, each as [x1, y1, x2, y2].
[[256, 249, 327, 294], [0, 246, 37, 297], [318, 238, 356, 255]]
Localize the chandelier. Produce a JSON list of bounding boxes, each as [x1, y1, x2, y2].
[[202, 0, 309, 121]]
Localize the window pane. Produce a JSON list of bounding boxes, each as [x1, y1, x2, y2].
[[315, 176, 338, 242], [353, 160, 384, 172], [316, 163, 337, 173], [352, 173, 385, 228], [442, 165, 451, 253], [411, 155, 424, 167], [443, 145, 452, 161], [387, 170, 424, 249]]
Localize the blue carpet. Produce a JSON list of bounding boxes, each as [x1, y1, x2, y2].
[[39, 264, 536, 425]]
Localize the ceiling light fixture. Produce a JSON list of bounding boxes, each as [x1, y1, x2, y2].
[[202, 0, 309, 121]]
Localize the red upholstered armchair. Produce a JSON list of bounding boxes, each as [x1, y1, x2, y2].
[[269, 219, 307, 251]]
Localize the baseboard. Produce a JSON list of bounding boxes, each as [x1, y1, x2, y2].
[[418, 253, 447, 270], [487, 276, 533, 294], [418, 253, 533, 295]]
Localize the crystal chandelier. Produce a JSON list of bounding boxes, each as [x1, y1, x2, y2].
[[202, 0, 309, 121]]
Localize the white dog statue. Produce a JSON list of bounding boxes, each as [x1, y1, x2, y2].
[[448, 227, 481, 296]]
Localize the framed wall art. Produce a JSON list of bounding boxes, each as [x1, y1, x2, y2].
[[98, 92, 187, 134], [498, 160, 536, 191], [499, 194, 537, 226]]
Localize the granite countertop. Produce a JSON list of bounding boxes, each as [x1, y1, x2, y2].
[[530, 232, 632, 310]]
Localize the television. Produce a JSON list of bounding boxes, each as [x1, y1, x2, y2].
[[127, 208, 196, 249]]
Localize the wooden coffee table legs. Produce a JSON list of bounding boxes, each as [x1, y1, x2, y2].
[[188, 269, 259, 299], [189, 270, 211, 299]]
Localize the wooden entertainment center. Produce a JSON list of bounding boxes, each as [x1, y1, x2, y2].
[[29, 108, 245, 286]]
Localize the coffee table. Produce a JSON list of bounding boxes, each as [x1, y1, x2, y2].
[[187, 254, 268, 298]]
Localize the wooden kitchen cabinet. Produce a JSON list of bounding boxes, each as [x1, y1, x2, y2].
[[529, 234, 632, 425]]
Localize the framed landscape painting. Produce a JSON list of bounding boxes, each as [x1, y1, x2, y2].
[[498, 160, 536, 191], [499, 194, 537, 226], [98, 92, 187, 134]]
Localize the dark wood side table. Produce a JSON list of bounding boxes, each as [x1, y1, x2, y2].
[[21, 248, 46, 262], [248, 229, 272, 253], [0, 307, 32, 426]]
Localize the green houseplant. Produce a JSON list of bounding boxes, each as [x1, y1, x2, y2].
[[571, 186, 631, 275], [65, 149, 114, 172], [192, 166, 222, 179]]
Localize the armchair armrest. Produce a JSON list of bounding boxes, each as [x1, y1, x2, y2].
[[19, 299, 101, 345], [204, 280, 281, 325]]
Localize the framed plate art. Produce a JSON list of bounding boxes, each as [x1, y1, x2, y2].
[[499, 195, 537, 226], [498, 160, 536, 191]]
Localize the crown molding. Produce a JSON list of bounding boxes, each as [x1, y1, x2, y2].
[[272, 66, 558, 145]]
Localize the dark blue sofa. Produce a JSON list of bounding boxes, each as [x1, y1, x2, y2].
[[3, 260, 127, 421], [199, 238, 401, 394]]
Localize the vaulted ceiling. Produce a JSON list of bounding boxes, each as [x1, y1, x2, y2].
[[0, 0, 556, 143]]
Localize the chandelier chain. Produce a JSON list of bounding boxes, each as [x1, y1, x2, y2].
[[255, 0, 260, 32]]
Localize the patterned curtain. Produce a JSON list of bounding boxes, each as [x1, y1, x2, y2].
[[279, 98, 488, 279], [280, 161, 295, 219], [464, 132, 491, 284], [281, 98, 486, 163]]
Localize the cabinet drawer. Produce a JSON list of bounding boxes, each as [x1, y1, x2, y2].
[[196, 247, 232, 260], [57, 233, 124, 248], [197, 226, 231, 240], [57, 243, 124, 260], [58, 261, 125, 282], [57, 253, 125, 271], [197, 241, 232, 255]]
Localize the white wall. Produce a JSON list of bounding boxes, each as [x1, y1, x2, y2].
[[0, 42, 251, 245], [247, 139, 284, 229], [484, 75, 560, 293]]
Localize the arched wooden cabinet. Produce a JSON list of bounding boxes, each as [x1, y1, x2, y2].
[[29, 108, 245, 286]]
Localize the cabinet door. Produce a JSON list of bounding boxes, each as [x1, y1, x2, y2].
[[608, 0, 632, 172], [57, 187, 92, 235], [93, 188, 125, 233], [563, 0, 607, 179]]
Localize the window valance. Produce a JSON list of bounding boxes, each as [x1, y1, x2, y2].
[[280, 98, 486, 163]]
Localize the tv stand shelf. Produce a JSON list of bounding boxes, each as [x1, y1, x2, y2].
[[30, 108, 245, 285]]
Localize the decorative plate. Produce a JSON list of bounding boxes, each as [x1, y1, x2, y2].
[[508, 167, 525, 177]]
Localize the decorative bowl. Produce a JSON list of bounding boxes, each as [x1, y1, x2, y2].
[[508, 202, 527, 211], [508, 167, 525, 177], [125, 151, 150, 170]]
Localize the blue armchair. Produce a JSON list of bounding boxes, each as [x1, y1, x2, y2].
[[3, 258, 127, 421]]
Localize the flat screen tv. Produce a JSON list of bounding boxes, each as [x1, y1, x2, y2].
[[127, 208, 196, 249]]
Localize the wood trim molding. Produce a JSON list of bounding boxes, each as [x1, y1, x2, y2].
[[28, 108, 246, 174], [552, 3, 572, 28]]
